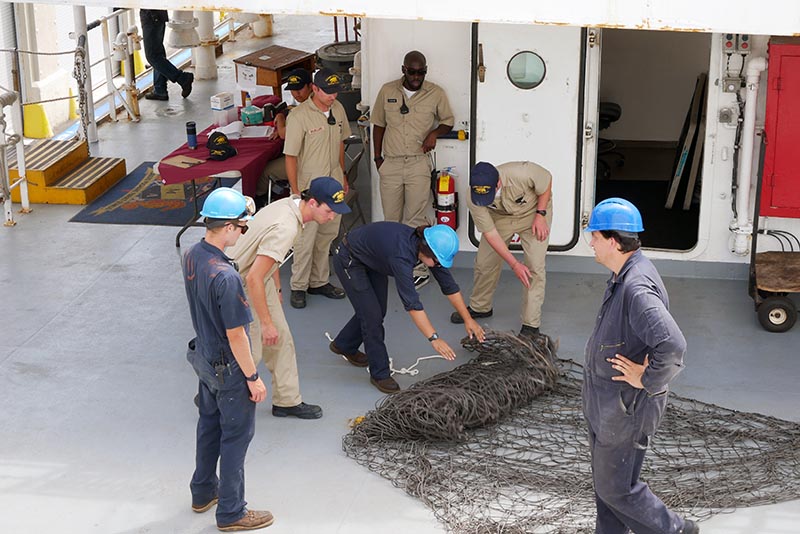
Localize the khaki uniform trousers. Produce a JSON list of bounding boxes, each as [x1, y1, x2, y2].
[[290, 214, 342, 291], [379, 155, 431, 227], [245, 279, 302, 407], [256, 156, 288, 197], [470, 210, 552, 328]]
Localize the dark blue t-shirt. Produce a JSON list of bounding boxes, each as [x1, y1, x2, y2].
[[345, 221, 460, 311], [182, 239, 252, 361]]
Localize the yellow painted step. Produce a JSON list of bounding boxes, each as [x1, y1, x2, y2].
[[13, 157, 126, 205], [9, 139, 89, 188]]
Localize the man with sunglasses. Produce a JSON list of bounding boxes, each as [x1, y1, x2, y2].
[[226, 177, 351, 420], [452, 161, 553, 341], [181, 187, 274, 531], [284, 68, 352, 309], [371, 50, 455, 289]]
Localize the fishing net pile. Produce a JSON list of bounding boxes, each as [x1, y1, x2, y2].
[[342, 330, 800, 533]]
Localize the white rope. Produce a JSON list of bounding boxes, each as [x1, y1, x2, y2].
[[324, 332, 446, 376]]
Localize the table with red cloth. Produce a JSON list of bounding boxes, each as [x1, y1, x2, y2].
[[158, 123, 284, 198]]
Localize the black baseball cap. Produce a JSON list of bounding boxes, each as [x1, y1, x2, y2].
[[309, 176, 351, 214], [313, 68, 344, 94], [285, 68, 311, 90], [470, 162, 500, 206]]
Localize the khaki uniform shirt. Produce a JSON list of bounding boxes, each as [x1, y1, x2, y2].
[[468, 161, 553, 234], [371, 79, 454, 157], [284, 98, 351, 188], [226, 196, 304, 281]]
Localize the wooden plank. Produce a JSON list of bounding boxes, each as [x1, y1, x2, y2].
[[755, 251, 800, 293], [666, 73, 706, 209], [683, 104, 707, 210]]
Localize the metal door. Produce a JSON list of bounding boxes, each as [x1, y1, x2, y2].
[[472, 23, 584, 248]]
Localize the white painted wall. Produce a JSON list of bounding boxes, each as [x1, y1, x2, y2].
[[362, 19, 800, 265], [600, 29, 711, 142]]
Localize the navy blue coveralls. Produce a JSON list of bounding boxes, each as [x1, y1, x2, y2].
[[332, 222, 460, 380], [182, 239, 256, 525], [583, 250, 689, 534]]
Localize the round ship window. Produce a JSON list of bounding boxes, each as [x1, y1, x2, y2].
[[507, 51, 546, 90]]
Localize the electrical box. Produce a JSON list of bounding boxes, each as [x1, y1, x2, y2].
[[737, 34, 751, 54], [761, 38, 800, 218], [723, 33, 736, 52]]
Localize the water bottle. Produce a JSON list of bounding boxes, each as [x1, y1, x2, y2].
[[186, 121, 197, 149], [244, 92, 252, 108]]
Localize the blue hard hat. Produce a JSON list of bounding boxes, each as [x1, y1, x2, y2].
[[423, 225, 459, 268], [585, 197, 644, 233], [200, 187, 254, 220]]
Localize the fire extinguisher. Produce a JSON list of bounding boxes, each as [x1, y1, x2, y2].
[[434, 166, 458, 230]]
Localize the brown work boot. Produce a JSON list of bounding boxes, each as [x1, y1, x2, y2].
[[217, 509, 274, 531], [192, 496, 218, 513], [329, 341, 369, 367], [370, 376, 400, 394]]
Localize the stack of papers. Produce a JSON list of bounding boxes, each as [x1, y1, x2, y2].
[[209, 121, 275, 139]]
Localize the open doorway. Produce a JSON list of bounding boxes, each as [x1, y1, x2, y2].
[[596, 29, 711, 251]]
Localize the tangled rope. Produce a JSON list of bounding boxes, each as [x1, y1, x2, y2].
[[342, 330, 800, 533]]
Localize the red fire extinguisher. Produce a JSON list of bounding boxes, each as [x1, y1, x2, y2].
[[434, 166, 458, 230]]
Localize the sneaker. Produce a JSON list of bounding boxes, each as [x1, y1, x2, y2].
[[217, 509, 274, 531], [370, 376, 400, 394], [179, 72, 194, 98], [272, 402, 323, 419], [519, 325, 540, 339], [681, 519, 700, 534], [307, 283, 346, 299], [144, 91, 168, 101], [192, 496, 218, 513], [450, 306, 493, 324], [329, 341, 369, 367], [290, 290, 306, 309], [413, 275, 430, 289]]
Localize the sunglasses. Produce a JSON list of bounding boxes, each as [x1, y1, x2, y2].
[[230, 222, 249, 234], [404, 67, 427, 76]]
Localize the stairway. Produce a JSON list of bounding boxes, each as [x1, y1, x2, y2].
[[9, 139, 126, 205]]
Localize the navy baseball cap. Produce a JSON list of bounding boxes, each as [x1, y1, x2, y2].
[[470, 162, 500, 206], [309, 176, 351, 214], [285, 68, 311, 90], [313, 68, 344, 94]]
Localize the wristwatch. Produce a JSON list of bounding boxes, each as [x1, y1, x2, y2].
[[536, 209, 547, 216], [427, 332, 440, 342], [245, 371, 259, 382]]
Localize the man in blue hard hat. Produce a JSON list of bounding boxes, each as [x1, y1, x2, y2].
[[329, 222, 484, 394], [181, 187, 273, 531], [583, 197, 699, 534]]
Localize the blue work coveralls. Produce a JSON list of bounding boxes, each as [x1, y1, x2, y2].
[[182, 239, 256, 525], [583, 250, 689, 534], [332, 222, 460, 379]]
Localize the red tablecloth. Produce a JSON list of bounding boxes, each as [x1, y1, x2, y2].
[[158, 124, 283, 197]]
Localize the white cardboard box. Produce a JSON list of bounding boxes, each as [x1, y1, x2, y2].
[[210, 92, 234, 111]]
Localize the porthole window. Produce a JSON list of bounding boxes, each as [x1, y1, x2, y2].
[[507, 51, 546, 90]]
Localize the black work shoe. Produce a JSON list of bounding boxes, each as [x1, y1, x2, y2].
[[519, 325, 540, 339], [179, 72, 194, 98], [217, 509, 274, 531], [329, 341, 369, 367], [680, 519, 700, 534], [290, 290, 306, 309], [272, 402, 323, 419], [192, 496, 218, 513], [307, 283, 346, 299], [413, 275, 430, 289], [370, 376, 400, 394], [450, 306, 493, 324], [145, 91, 168, 101]]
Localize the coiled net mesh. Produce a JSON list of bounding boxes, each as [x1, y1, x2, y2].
[[342, 330, 800, 533]]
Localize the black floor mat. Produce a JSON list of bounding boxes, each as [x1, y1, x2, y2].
[[595, 180, 699, 250]]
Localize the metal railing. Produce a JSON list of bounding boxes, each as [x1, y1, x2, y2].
[[0, 86, 29, 226]]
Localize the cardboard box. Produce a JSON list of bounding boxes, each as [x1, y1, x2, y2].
[[210, 92, 234, 111]]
